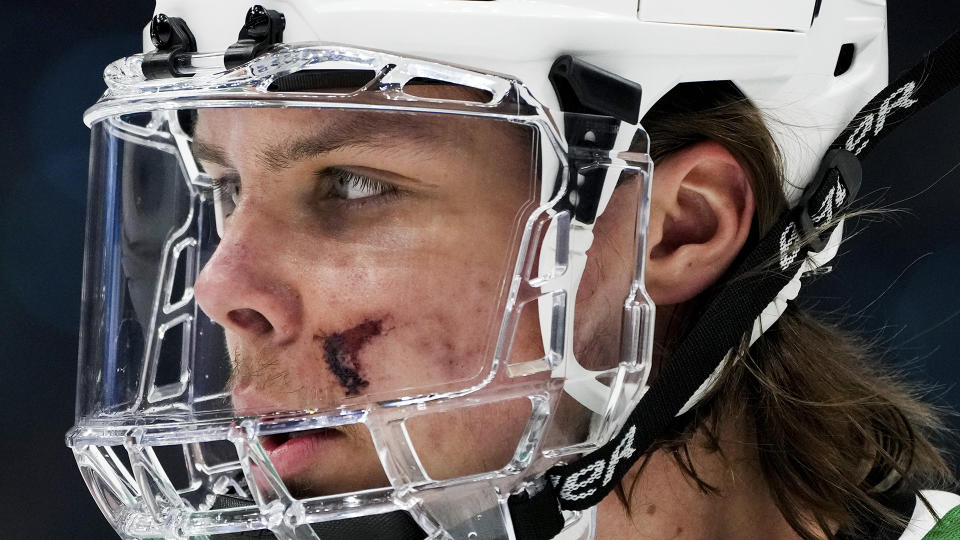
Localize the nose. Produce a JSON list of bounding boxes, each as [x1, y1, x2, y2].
[[194, 210, 303, 346]]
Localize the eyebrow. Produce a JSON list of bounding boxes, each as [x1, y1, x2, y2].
[[191, 114, 451, 172]]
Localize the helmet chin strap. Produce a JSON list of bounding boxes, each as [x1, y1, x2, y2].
[[676, 221, 846, 416]]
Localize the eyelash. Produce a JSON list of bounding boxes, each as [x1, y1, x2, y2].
[[208, 168, 399, 206], [324, 167, 400, 205], [331, 168, 386, 194], [210, 176, 238, 199]]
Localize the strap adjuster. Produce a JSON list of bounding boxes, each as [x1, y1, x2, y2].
[[796, 147, 862, 251]]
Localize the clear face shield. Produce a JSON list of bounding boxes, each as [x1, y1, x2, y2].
[[68, 44, 654, 539]]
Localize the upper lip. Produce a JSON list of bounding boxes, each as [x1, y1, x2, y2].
[[260, 428, 337, 451]]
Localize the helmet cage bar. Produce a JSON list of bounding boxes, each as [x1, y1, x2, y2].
[[70, 44, 656, 539]]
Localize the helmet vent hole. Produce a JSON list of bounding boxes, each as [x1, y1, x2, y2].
[[402, 78, 494, 103], [267, 69, 377, 93], [834, 43, 856, 77]]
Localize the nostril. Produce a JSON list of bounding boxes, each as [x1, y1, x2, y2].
[[228, 308, 274, 335]]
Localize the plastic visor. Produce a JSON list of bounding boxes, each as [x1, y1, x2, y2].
[[77, 105, 560, 413], [68, 46, 654, 539]]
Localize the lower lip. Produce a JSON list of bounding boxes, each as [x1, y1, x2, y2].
[[261, 429, 343, 478]]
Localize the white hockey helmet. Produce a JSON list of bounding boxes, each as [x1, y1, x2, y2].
[[67, 2, 888, 539]]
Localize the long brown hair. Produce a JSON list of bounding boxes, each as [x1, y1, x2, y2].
[[629, 81, 954, 539]]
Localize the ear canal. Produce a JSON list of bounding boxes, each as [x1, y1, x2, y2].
[[649, 186, 718, 260]]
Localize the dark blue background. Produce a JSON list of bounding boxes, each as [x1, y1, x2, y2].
[[0, 2, 957, 538]]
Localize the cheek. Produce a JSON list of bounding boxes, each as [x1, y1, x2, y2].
[[230, 174, 544, 404], [344, 269, 505, 393], [299, 212, 540, 395]]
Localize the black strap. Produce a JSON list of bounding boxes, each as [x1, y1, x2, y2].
[[546, 169, 857, 511], [508, 482, 567, 540], [509, 28, 960, 540], [837, 27, 960, 159]]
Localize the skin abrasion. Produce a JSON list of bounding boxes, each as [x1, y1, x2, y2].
[[321, 319, 383, 395]]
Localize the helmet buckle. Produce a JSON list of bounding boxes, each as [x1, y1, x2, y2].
[[797, 147, 862, 252]]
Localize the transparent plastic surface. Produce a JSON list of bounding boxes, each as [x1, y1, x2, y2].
[[77, 108, 544, 422], [69, 44, 655, 539]]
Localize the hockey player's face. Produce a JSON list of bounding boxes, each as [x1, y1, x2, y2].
[[191, 105, 546, 496]]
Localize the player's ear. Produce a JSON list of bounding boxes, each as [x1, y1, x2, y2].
[[645, 140, 755, 305]]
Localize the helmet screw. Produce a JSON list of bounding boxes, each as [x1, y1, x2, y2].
[[150, 14, 172, 49]]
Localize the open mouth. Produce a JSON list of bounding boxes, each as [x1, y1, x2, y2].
[[260, 428, 342, 452]]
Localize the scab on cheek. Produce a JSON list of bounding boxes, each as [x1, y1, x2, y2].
[[318, 319, 384, 396]]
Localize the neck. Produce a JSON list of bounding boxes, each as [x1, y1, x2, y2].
[[594, 417, 806, 540]]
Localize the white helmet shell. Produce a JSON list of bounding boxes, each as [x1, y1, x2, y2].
[[147, 0, 887, 203]]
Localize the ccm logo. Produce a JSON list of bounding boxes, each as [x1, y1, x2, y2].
[[845, 81, 918, 155], [554, 425, 638, 502]]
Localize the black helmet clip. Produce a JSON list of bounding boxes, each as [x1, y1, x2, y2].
[[142, 14, 198, 80], [224, 5, 286, 70]]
